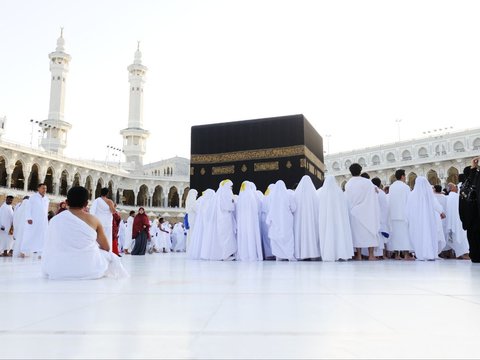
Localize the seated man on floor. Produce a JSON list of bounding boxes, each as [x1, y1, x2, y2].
[[42, 186, 129, 280]]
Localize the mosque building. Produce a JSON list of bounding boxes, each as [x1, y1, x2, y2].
[[0, 31, 190, 218], [325, 127, 480, 189]]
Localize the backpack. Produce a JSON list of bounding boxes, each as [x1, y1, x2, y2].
[[459, 173, 478, 231]]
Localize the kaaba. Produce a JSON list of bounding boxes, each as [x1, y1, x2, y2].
[[190, 114, 325, 194]]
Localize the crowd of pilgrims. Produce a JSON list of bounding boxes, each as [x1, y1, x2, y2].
[[185, 160, 480, 263], [0, 157, 478, 280]]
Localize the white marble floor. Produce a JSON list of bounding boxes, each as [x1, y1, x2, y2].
[[0, 254, 479, 359]]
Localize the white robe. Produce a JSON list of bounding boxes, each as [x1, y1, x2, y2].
[[260, 184, 275, 259], [387, 180, 412, 251], [22, 192, 49, 254], [124, 216, 135, 251], [189, 189, 215, 260], [407, 176, 446, 261], [185, 189, 198, 251], [445, 192, 470, 257], [266, 180, 296, 260], [13, 200, 29, 257], [172, 223, 186, 252], [345, 176, 380, 249], [293, 175, 321, 259], [117, 220, 127, 251], [89, 197, 113, 250], [317, 176, 354, 261], [235, 182, 263, 261], [158, 222, 172, 251], [0, 202, 14, 252], [201, 180, 237, 261], [434, 193, 448, 250], [42, 211, 128, 280]]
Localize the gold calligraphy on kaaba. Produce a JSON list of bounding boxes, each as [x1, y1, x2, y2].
[[191, 145, 325, 171], [254, 161, 279, 172], [212, 165, 235, 175]]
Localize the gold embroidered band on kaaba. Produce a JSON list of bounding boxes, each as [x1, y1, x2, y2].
[[191, 145, 325, 172]]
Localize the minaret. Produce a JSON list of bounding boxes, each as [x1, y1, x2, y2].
[[41, 28, 72, 154], [120, 42, 149, 169]]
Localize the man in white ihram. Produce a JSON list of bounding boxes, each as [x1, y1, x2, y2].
[[89, 187, 115, 251], [0, 195, 14, 257], [445, 183, 470, 260], [22, 183, 49, 258], [387, 169, 414, 260], [344, 163, 380, 261], [42, 186, 128, 280]]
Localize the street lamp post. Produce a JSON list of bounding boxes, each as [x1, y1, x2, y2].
[[395, 119, 402, 142], [325, 134, 332, 154]]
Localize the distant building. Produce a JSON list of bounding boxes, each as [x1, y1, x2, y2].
[[325, 128, 480, 189], [0, 31, 189, 218]]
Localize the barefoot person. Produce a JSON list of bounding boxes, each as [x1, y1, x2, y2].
[[344, 163, 381, 261], [42, 186, 128, 280]]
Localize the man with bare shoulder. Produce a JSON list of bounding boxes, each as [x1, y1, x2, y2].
[[89, 187, 115, 251], [42, 186, 128, 280]]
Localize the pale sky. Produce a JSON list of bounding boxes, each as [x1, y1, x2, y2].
[[1, 0, 480, 164]]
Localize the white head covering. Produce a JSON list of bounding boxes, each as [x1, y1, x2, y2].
[[317, 175, 354, 261], [185, 189, 198, 213], [293, 175, 320, 259], [187, 188, 215, 260], [236, 181, 263, 261], [265, 180, 296, 260], [407, 176, 446, 260]]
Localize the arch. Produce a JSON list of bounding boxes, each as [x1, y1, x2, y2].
[[27, 163, 40, 191], [453, 141, 465, 152], [473, 137, 480, 150], [44, 167, 54, 193], [182, 187, 190, 208], [332, 161, 340, 171], [85, 175, 93, 200], [152, 185, 163, 207], [108, 180, 114, 200], [371, 155, 380, 166], [344, 159, 352, 169], [427, 169, 441, 186], [72, 173, 81, 188], [168, 186, 179, 207], [95, 178, 104, 199], [407, 172, 417, 190], [358, 157, 367, 167], [59, 170, 69, 196], [340, 180, 347, 192], [418, 147, 428, 158], [447, 166, 459, 184], [401, 150, 411, 161], [122, 189, 135, 206], [11, 160, 25, 189], [0, 156, 7, 187], [386, 152, 395, 163], [137, 184, 148, 206], [389, 173, 396, 184]]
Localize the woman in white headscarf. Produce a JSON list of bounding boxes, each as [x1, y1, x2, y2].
[[407, 176, 446, 260], [201, 180, 237, 261], [260, 184, 275, 259], [184, 189, 198, 251], [293, 175, 321, 260], [266, 180, 296, 261], [236, 181, 263, 261], [187, 189, 215, 260], [317, 176, 354, 261]]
